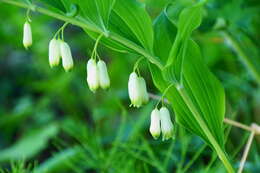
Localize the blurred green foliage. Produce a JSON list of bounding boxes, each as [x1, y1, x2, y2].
[[0, 0, 259, 172]]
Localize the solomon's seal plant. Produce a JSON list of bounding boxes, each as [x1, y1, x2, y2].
[[2, 0, 238, 172]]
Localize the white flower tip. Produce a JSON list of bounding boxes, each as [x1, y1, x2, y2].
[[139, 77, 149, 104], [151, 132, 160, 140], [128, 73, 149, 108], [160, 107, 174, 140], [162, 129, 174, 141], [150, 108, 161, 139], [60, 41, 74, 72], [23, 21, 32, 49], [128, 72, 142, 107], [49, 39, 61, 68], [87, 59, 99, 92], [97, 60, 110, 89]]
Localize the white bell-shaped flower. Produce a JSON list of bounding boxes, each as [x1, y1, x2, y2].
[[49, 39, 61, 67], [60, 41, 74, 72], [128, 72, 142, 107], [23, 21, 32, 49], [138, 77, 149, 104], [149, 108, 161, 139], [160, 107, 174, 141], [87, 59, 99, 92], [97, 60, 110, 89]]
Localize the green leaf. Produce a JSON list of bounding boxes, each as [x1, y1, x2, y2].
[[73, 0, 115, 33], [153, 8, 177, 64], [111, 0, 154, 52], [85, 0, 154, 54], [163, 4, 203, 82], [38, 0, 67, 13], [0, 124, 59, 162], [149, 40, 233, 171]]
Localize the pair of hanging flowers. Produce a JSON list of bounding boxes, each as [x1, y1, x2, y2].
[[22, 10, 174, 141], [49, 39, 74, 72], [87, 59, 110, 92], [150, 107, 174, 141]]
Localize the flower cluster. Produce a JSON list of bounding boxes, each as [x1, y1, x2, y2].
[[150, 107, 174, 141], [87, 59, 110, 92], [49, 39, 74, 72], [128, 72, 149, 107], [22, 15, 173, 141]]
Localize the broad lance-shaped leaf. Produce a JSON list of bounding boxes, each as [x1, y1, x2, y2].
[[111, 0, 154, 52], [151, 7, 231, 169], [85, 0, 154, 53], [152, 8, 205, 140], [73, 0, 115, 33], [163, 4, 202, 82], [38, 0, 80, 16], [40, 0, 66, 13], [149, 40, 231, 170], [153, 8, 176, 64]]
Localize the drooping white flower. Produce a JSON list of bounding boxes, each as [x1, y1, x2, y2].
[[128, 72, 142, 107], [138, 77, 149, 104], [149, 108, 161, 139], [49, 39, 61, 67], [87, 59, 99, 92], [60, 41, 74, 72], [97, 60, 110, 89], [23, 21, 32, 49], [160, 107, 174, 141]]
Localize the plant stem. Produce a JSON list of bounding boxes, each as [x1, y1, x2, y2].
[[176, 86, 234, 173], [222, 31, 260, 86], [238, 129, 255, 173], [0, 0, 163, 70], [224, 118, 255, 133]]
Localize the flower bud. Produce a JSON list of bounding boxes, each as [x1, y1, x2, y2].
[[49, 39, 61, 67], [138, 77, 149, 104], [60, 41, 74, 72], [149, 108, 161, 139], [23, 21, 32, 49], [128, 72, 142, 107], [97, 60, 110, 89], [87, 59, 99, 92], [160, 107, 174, 141]]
